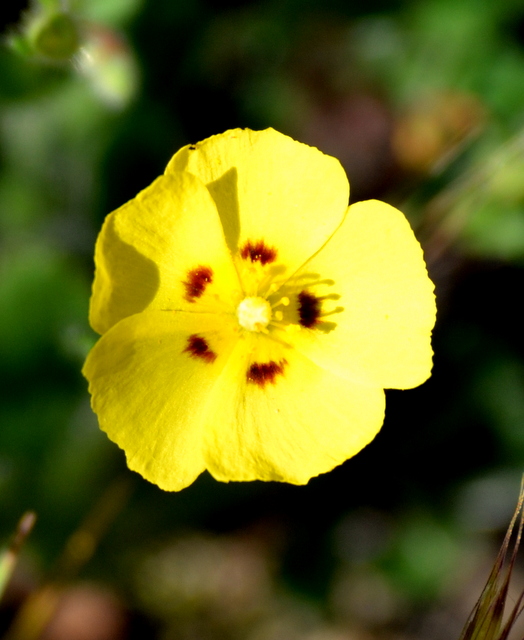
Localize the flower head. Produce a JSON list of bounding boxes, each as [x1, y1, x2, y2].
[[83, 128, 436, 491]]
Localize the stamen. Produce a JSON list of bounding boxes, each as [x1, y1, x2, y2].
[[270, 296, 289, 309], [318, 293, 341, 302], [256, 273, 280, 297], [289, 275, 335, 288], [319, 306, 344, 318], [267, 320, 293, 331], [262, 331, 293, 348]]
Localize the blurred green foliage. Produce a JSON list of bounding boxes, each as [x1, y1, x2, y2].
[[2, 0, 524, 638]]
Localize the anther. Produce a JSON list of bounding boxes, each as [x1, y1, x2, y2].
[[271, 296, 290, 309]]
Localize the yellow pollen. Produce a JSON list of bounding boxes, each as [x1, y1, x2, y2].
[[237, 297, 272, 332]]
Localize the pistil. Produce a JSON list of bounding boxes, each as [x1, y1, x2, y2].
[[237, 297, 272, 332]]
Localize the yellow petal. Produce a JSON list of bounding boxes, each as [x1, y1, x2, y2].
[[84, 128, 436, 494], [167, 128, 349, 277], [84, 311, 384, 489], [289, 200, 436, 389], [83, 310, 239, 491], [90, 170, 240, 335], [203, 333, 385, 485]]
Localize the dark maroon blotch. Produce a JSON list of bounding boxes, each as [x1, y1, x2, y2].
[[247, 359, 287, 387], [184, 334, 217, 363], [298, 291, 321, 328], [240, 240, 277, 265], [184, 266, 213, 302]]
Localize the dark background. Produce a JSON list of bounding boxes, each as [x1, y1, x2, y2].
[[2, 0, 524, 638]]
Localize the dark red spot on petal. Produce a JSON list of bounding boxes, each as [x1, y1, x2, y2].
[[298, 291, 321, 328], [240, 240, 277, 265], [184, 266, 213, 302], [184, 334, 217, 363], [247, 359, 287, 387]]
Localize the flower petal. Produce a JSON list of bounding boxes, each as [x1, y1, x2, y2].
[[290, 200, 436, 389], [167, 128, 349, 277], [203, 333, 385, 484], [90, 170, 240, 335], [82, 310, 239, 491]]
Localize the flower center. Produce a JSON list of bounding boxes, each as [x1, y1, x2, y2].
[[237, 297, 272, 332]]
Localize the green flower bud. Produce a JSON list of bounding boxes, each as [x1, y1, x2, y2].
[[31, 12, 80, 60]]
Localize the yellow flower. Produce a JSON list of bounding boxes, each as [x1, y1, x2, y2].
[[83, 128, 436, 491]]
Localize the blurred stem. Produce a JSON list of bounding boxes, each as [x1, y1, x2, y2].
[[0, 513, 37, 603], [53, 476, 133, 581], [4, 477, 133, 640], [416, 129, 524, 265], [459, 477, 524, 640], [37, 0, 62, 12]]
